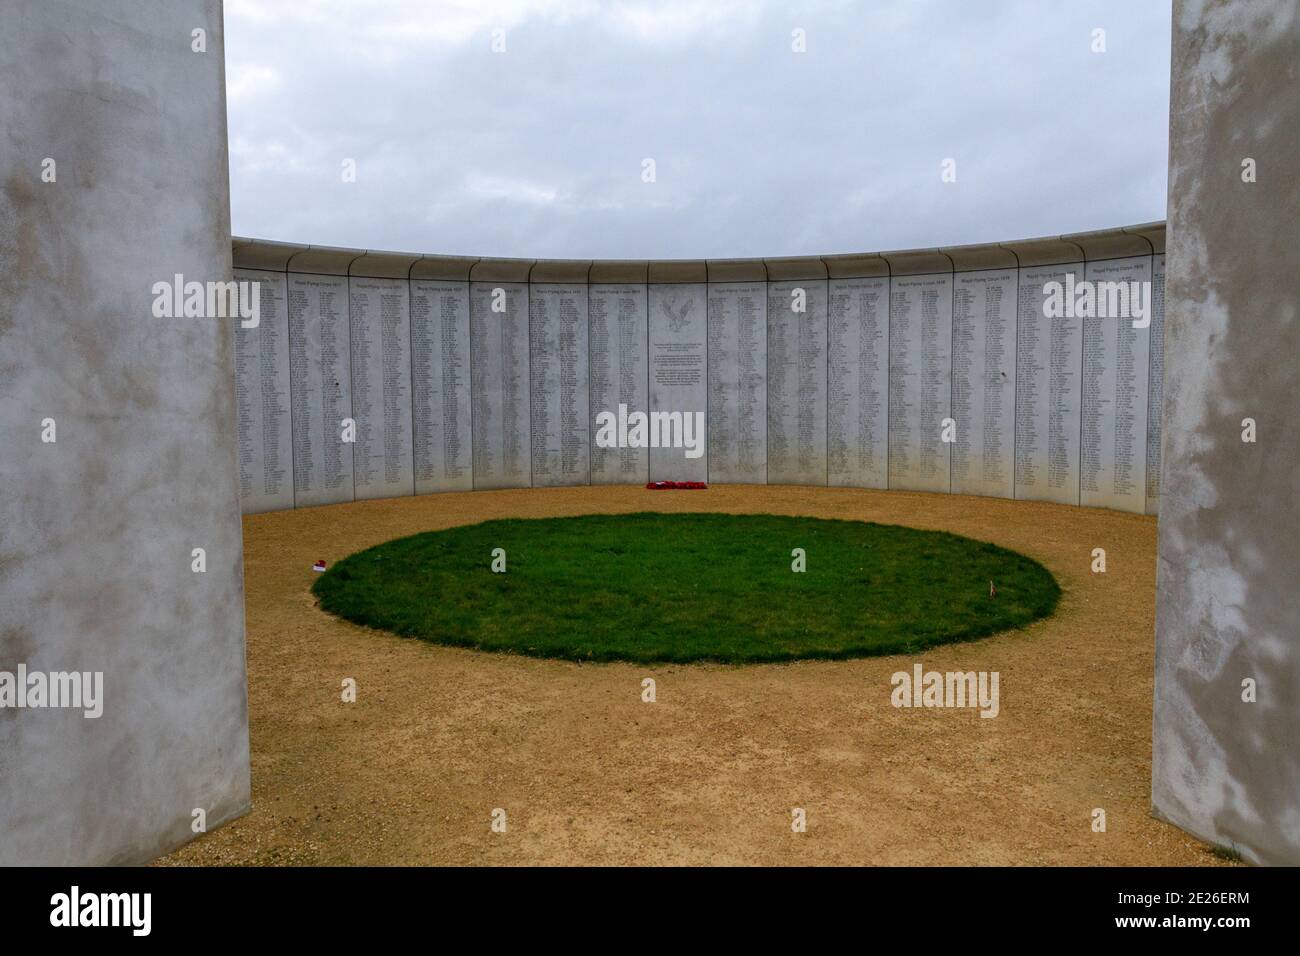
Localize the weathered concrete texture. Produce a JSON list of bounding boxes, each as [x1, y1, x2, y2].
[[1153, 0, 1300, 865], [0, 0, 249, 864], [1146, 253, 1167, 516]]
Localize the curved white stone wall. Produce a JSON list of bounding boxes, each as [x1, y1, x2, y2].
[[232, 222, 1166, 516]]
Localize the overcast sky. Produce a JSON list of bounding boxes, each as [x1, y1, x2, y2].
[[225, 0, 1172, 260]]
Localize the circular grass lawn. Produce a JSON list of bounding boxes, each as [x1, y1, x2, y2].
[[312, 512, 1060, 664]]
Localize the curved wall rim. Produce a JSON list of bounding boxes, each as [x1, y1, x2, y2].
[[231, 222, 1166, 515]]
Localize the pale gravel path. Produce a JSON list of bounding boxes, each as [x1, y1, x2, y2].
[[160, 485, 1226, 866]]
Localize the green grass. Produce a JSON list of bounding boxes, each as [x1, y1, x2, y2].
[[312, 512, 1060, 664]]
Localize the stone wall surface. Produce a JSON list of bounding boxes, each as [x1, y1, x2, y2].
[[707, 273, 767, 484], [1153, 0, 1300, 866], [0, 0, 250, 865], [235, 226, 1167, 511]]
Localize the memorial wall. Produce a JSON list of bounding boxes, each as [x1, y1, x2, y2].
[[1009, 239, 1085, 506], [409, 256, 474, 494], [825, 255, 891, 489], [349, 257, 415, 502], [1079, 241, 1152, 514], [234, 268, 294, 513], [589, 262, 650, 484], [706, 262, 767, 484], [886, 252, 954, 495], [470, 261, 532, 491], [232, 222, 1166, 515], [949, 248, 1018, 501], [767, 262, 829, 486], [529, 262, 591, 487]]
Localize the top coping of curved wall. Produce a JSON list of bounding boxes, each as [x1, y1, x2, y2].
[[232, 222, 1166, 277]]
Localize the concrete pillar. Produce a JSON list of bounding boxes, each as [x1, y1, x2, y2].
[[1153, 0, 1300, 865], [0, 0, 249, 864]]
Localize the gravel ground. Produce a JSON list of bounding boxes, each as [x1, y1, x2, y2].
[[158, 484, 1227, 866]]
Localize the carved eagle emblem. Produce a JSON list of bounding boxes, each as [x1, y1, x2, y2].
[[659, 297, 695, 334]]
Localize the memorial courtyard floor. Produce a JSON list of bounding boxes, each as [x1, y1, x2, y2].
[[160, 485, 1227, 866]]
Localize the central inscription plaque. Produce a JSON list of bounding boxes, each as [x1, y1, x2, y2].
[[648, 283, 708, 482]]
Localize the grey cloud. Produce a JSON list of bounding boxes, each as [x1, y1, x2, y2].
[[226, 0, 1172, 259]]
